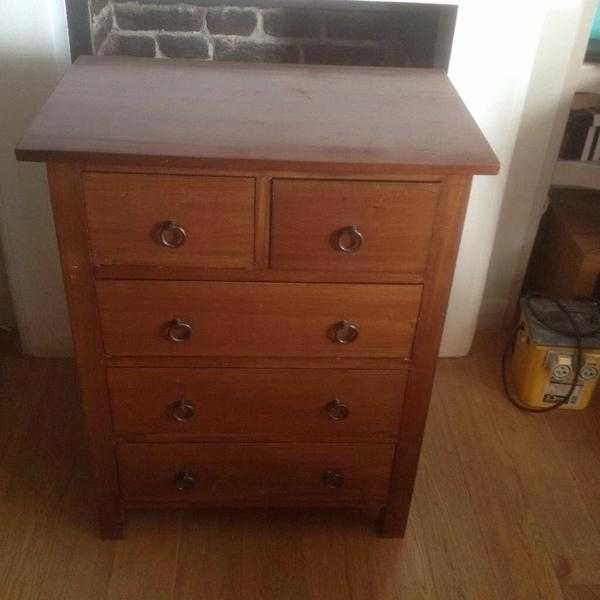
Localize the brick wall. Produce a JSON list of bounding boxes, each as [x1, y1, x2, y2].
[[89, 1, 455, 69]]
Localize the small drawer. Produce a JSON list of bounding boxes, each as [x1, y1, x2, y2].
[[107, 367, 407, 440], [84, 172, 254, 269], [117, 442, 395, 506], [96, 280, 422, 358], [270, 179, 439, 274]]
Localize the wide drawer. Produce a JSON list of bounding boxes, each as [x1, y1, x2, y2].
[[270, 179, 439, 274], [96, 281, 421, 358], [84, 172, 254, 269], [117, 442, 395, 505], [107, 367, 407, 440]]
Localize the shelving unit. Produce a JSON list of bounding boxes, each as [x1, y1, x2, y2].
[[550, 6, 600, 193], [577, 62, 600, 93], [552, 61, 600, 191], [553, 160, 600, 189]]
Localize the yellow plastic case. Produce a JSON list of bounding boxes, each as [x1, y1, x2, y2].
[[510, 300, 600, 410]]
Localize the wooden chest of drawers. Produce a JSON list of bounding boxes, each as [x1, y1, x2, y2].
[[16, 56, 498, 538]]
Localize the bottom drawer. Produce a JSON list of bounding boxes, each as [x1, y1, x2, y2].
[[117, 443, 395, 506]]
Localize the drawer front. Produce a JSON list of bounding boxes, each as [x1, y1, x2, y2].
[[97, 281, 422, 358], [108, 368, 407, 440], [84, 172, 254, 269], [117, 443, 395, 505], [270, 179, 439, 273]]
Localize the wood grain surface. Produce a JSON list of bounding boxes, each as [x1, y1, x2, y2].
[[92, 265, 426, 284], [84, 172, 255, 269], [117, 442, 395, 506], [16, 56, 499, 176], [96, 280, 422, 358], [107, 367, 407, 441], [526, 188, 600, 298], [46, 163, 124, 538], [382, 174, 471, 536], [270, 179, 439, 273]]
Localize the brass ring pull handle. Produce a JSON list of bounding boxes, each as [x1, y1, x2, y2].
[[159, 220, 187, 248], [174, 471, 198, 492], [333, 225, 363, 254], [326, 398, 350, 422], [167, 318, 192, 342], [322, 470, 345, 488], [171, 399, 196, 422], [330, 320, 359, 344]]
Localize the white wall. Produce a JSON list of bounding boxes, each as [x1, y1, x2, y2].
[[359, 1, 594, 356], [0, 0, 72, 355], [439, 1, 564, 355], [479, 0, 597, 332]]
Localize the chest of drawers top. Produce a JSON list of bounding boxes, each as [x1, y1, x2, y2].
[[16, 55, 497, 177], [16, 57, 497, 539]]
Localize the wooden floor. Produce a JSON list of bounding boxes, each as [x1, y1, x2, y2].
[[2, 331, 600, 600]]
